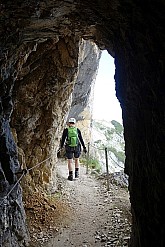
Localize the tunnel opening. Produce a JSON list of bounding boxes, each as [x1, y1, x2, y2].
[[9, 37, 132, 245], [91, 50, 126, 174], [93, 50, 122, 124]]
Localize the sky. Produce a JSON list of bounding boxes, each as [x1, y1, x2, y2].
[[93, 50, 123, 124]]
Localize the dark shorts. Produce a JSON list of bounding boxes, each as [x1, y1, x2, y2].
[[65, 145, 81, 159]]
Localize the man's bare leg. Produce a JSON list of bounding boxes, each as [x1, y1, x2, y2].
[[75, 158, 79, 178], [75, 158, 79, 168], [68, 159, 73, 181], [68, 158, 73, 171]]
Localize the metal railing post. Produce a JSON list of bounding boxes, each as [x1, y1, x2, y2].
[[86, 142, 90, 174], [105, 147, 110, 191]]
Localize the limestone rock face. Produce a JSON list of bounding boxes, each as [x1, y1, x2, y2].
[[0, 21, 100, 246], [68, 39, 101, 145], [11, 37, 80, 190], [0, 1, 165, 247]]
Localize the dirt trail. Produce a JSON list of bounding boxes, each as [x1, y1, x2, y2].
[[45, 162, 131, 247]]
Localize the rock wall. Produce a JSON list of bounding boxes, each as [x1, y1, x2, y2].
[[11, 37, 80, 191], [68, 39, 101, 145], [0, 30, 100, 246], [0, 35, 80, 245]]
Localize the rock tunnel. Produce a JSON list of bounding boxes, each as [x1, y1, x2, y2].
[[0, 0, 165, 246]]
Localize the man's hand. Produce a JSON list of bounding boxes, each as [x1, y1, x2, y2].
[[57, 148, 62, 158], [83, 147, 87, 154]]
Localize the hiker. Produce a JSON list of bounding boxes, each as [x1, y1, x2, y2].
[[60, 117, 87, 181]]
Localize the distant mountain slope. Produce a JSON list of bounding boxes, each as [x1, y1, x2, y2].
[[91, 119, 125, 173]]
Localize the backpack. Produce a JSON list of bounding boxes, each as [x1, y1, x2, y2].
[[67, 127, 78, 147]]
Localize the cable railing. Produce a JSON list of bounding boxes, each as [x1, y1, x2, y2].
[[0, 156, 52, 207], [0, 141, 124, 205]]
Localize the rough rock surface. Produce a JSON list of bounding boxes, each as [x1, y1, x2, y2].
[[68, 39, 101, 144], [0, 1, 165, 247], [1, 35, 100, 245]]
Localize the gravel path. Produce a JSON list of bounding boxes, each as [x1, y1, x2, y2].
[[45, 162, 131, 247]]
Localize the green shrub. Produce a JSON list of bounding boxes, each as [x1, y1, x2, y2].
[[87, 157, 101, 173], [108, 146, 125, 163], [111, 120, 123, 134]]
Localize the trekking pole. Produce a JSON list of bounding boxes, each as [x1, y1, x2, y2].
[[86, 142, 90, 174], [105, 147, 110, 191]]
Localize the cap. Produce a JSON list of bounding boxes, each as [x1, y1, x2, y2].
[[68, 118, 76, 124]]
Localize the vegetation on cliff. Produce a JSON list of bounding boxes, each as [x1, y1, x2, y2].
[[90, 119, 125, 173]]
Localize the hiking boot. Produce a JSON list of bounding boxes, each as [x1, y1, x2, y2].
[[68, 175, 73, 181], [75, 171, 79, 179], [68, 171, 73, 181]]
